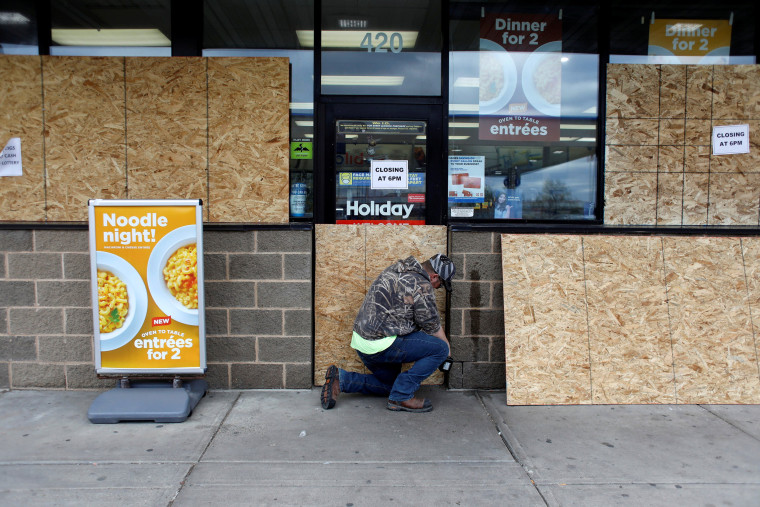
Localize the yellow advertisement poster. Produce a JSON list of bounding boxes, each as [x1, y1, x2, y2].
[[88, 200, 206, 374], [649, 19, 731, 62]]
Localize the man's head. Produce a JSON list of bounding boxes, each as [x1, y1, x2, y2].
[[427, 253, 455, 293]]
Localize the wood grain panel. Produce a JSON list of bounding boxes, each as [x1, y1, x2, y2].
[[126, 58, 207, 204], [712, 65, 760, 120], [657, 172, 684, 225], [502, 235, 592, 405], [314, 224, 367, 382], [664, 237, 760, 403], [208, 57, 289, 223], [0, 56, 45, 221], [585, 236, 674, 404], [682, 172, 709, 226], [603, 172, 657, 225], [659, 65, 686, 119], [606, 64, 659, 119], [604, 145, 658, 173], [43, 56, 126, 221], [685, 65, 713, 119], [707, 173, 760, 226]]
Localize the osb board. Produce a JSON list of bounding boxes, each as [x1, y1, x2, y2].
[[501, 235, 592, 405], [604, 118, 659, 145], [314, 224, 367, 381], [712, 65, 760, 120], [603, 172, 657, 225], [503, 234, 760, 405], [682, 173, 709, 225], [604, 145, 657, 173], [707, 173, 760, 226], [606, 64, 659, 119], [740, 238, 760, 357], [208, 57, 289, 223], [664, 237, 760, 403], [659, 65, 686, 119], [605, 64, 760, 227], [314, 224, 447, 386], [126, 58, 207, 203], [685, 65, 713, 119], [0, 56, 45, 221], [656, 172, 684, 225], [584, 237, 674, 404], [43, 57, 126, 221]]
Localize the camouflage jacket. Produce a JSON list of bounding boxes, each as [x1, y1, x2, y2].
[[353, 256, 441, 340]]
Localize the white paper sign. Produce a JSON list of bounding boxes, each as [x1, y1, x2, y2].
[[713, 124, 750, 155], [0, 138, 23, 176], [371, 160, 408, 190]]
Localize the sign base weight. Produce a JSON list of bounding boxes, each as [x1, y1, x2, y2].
[[88, 378, 207, 424]]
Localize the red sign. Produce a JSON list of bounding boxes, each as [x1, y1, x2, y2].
[[479, 13, 562, 142]]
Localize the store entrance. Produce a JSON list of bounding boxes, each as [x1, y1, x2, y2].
[[321, 103, 444, 225]]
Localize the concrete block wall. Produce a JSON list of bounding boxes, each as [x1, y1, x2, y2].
[[448, 231, 506, 389], [0, 228, 313, 390]]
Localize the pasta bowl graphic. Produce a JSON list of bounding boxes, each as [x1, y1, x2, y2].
[[96, 251, 148, 351], [147, 225, 199, 326]]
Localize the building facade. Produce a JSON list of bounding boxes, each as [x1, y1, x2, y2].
[[1, 1, 759, 403]]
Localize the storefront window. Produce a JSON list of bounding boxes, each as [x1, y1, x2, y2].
[[204, 0, 315, 220], [50, 0, 171, 56], [0, 0, 38, 54], [320, 0, 442, 96], [608, 1, 756, 64], [449, 2, 599, 221]]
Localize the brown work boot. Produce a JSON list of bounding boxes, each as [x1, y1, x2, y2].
[[320, 365, 340, 409], [387, 396, 433, 413]]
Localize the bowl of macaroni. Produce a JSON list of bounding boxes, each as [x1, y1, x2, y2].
[[96, 251, 148, 351], [147, 225, 199, 325]]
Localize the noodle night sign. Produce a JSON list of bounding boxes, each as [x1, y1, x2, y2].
[[479, 13, 562, 142], [88, 200, 206, 375]]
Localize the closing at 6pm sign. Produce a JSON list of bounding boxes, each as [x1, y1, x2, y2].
[[371, 160, 408, 190]]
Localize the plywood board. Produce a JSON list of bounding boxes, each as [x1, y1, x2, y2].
[[126, 58, 207, 203], [605, 118, 659, 146], [664, 237, 760, 403], [606, 64, 659, 119], [739, 238, 760, 379], [685, 65, 713, 119], [712, 65, 760, 120], [0, 56, 45, 221], [501, 235, 592, 405], [584, 236, 675, 404], [682, 172, 709, 226], [657, 145, 684, 173], [604, 145, 658, 173], [603, 172, 657, 225], [658, 118, 685, 146], [659, 65, 686, 119], [707, 173, 760, 226], [208, 57, 289, 223], [43, 56, 126, 221], [656, 172, 684, 225], [314, 224, 367, 382], [314, 224, 447, 387]]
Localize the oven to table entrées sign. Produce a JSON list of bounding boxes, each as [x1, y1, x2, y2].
[[88, 200, 206, 375]]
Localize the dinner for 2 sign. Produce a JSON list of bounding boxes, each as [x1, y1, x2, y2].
[[88, 200, 206, 375]]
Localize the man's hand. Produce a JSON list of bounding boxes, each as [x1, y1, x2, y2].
[[432, 326, 450, 354]]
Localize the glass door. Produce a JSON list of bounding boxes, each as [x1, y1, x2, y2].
[[322, 103, 444, 224]]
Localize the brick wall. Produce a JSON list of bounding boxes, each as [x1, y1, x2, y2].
[[0, 228, 313, 390], [448, 231, 506, 389]]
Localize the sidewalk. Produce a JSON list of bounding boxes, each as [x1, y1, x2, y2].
[[0, 387, 758, 506]]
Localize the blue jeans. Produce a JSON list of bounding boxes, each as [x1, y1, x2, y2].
[[338, 330, 449, 402]]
